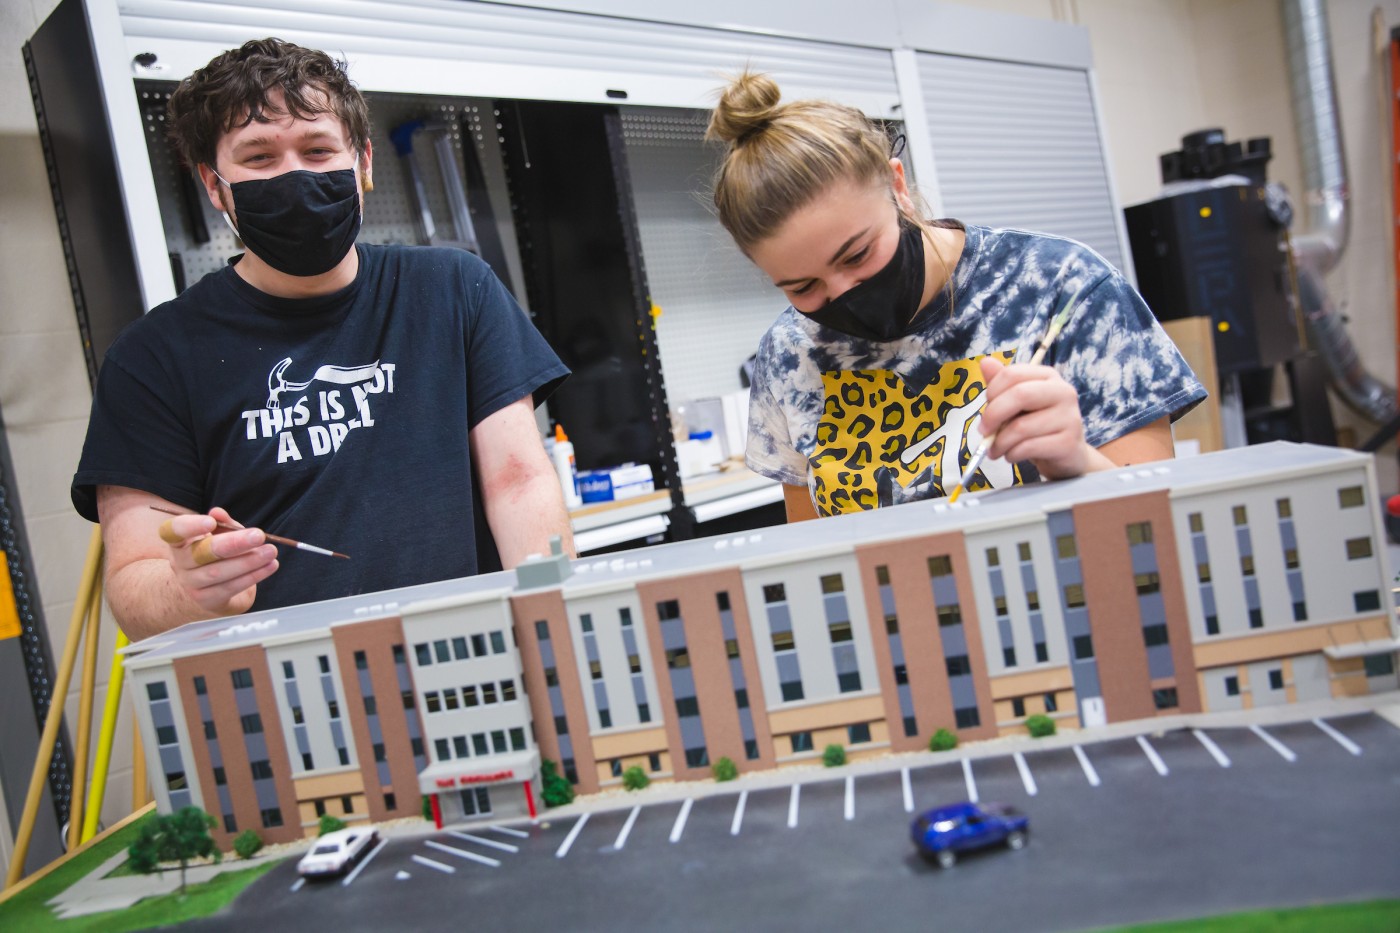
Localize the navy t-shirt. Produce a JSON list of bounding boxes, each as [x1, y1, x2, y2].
[[72, 244, 569, 611]]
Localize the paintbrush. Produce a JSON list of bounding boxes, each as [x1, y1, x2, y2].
[[947, 284, 1088, 504], [150, 505, 350, 561]]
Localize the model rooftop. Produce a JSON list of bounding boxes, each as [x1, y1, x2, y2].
[[124, 441, 1370, 666]]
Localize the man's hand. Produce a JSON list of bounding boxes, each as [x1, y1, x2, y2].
[[153, 506, 280, 617], [97, 486, 279, 639]]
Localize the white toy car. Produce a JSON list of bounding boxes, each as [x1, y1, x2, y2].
[[297, 827, 379, 878]]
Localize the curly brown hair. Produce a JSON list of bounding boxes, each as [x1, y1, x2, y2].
[[167, 38, 371, 170]]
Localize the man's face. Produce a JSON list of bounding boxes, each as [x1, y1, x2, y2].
[[198, 88, 372, 222]]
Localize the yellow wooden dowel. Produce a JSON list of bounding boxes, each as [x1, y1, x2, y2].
[[4, 525, 102, 889], [81, 627, 129, 844], [67, 583, 103, 851]]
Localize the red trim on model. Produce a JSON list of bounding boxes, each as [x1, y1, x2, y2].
[[523, 779, 537, 819], [430, 792, 443, 830]]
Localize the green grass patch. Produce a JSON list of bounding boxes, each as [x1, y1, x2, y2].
[[1105, 899, 1400, 932], [0, 812, 285, 932]]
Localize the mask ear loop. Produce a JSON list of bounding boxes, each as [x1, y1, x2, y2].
[[208, 165, 243, 242]]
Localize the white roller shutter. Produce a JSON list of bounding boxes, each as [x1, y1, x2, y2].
[[917, 51, 1124, 271]]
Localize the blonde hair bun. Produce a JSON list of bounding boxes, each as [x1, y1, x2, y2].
[[706, 70, 782, 146]]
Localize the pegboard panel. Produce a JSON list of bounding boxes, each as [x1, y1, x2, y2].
[[618, 108, 782, 408], [134, 85, 529, 300]]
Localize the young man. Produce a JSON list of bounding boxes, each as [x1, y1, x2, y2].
[[71, 38, 573, 639]]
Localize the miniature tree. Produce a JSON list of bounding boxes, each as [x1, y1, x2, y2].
[[541, 759, 575, 807], [929, 728, 958, 752], [127, 806, 220, 895], [712, 756, 738, 782], [232, 829, 263, 860], [822, 744, 846, 767], [318, 813, 347, 836], [1025, 714, 1056, 738], [622, 766, 650, 791], [422, 795, 434, 821]]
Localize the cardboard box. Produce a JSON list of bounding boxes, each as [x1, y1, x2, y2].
[[578, 463, 655, 503]]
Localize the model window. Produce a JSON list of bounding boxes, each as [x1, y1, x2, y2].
[[1205, 615, 1219, 636], [837, 671, 862, 693], [372, 743, 386, 762], [599, 709, 612, 728], [1043, 692, 1058, 712], [1293, 601, 1308, 621], [620, 606, 635, 626], [848, 722, 872, 744], [821, 574, 844, 594], [354, 650, 367, 670], [240, 713, 263, 734], [213, 767, 226, 786], [790, 731, 814, 753], [193, 676, 207, 695], [780, 681, 804, 702], [927, 555, 953, 578], [1072, 635, 1094, 659], [1276, 497, 1292, 518], [281, 661, 295, 680], [715, 592, 731, 613], [885, 614, 899, 635], [763, 584, 786, 604], [147, 682, 169, 702], [994, 595, 1008, 617], [725, 639, 741, 659], [392, 644, 406, 665], [482, 682, 498, 704], [401, 689, 414, 710], [1064, 584, 1086, 608], [261, 808, 284, 829], [231, 669, 254, 689], [510, 728, 526, 750], [292, 705, 304, 724], [1345, 537, 1373, 560], [424, 691, 441, 713], [452, 636, 469, 660], [657, 599, 681, 620], [1224, 676, 1239, 697], [1354, 590, 1382, 613], [1152, 688, 1178, 709], [473, 734, 489, 755], [667, 648, 691, 668], [1012, 697, 1025, 718], [535, 620, 550, 641], [1268, 669, 1284, 690], [1055, 535, 1077, 559], [937, 605, 962, 627], [1188, 512, 1204, 534], [1232, 505, 1248, 526], [471, 634, 487, 656], [501, 680, 517, 702], [829, 621, 853, 643], [490, 631, 506, 654], [1249, 608, 1263, 629], [985, 547, 1000, 567], [1135, 572, 1161, 595], [491, 731, 508, 753], [415, 643, 432, 666], [1035, 643, 1049, 663], [1003, 647, 1017, 668], [318, 656, 331, 675], [156, 725, 178, 746], [876, 565, 891, 585], [1240, 555, 1255, 577], [946, 655, 971, 677], [735, 688, 749, 708], [433, 640, 450, 663], [249, 760, 273, 780], [544, 667, 559, 687], [676, 696, 700, 717], [453, 736, 469, 758], [629, 653, 643, 673], [435, 738, 450, 760], [954, 706, 980, 729], [589, 660, 603, 681], [1018, 542, 1033, 562], [1127, 522, 1153, 545], [1026, 590, 1040, 611], [893, 665, 908, 685], [1197, 562, 1212, 583], [440, 691, 457, 712], [1143, 624, 1169, 647], [1338, 486, 1364, 508], [771, 632, 794, 653], [1364, 654, 1395, 677]]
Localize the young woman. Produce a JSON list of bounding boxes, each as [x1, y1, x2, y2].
[[707, 71, 1205, 521]]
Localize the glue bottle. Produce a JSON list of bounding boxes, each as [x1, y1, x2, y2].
[[552, 423, 583, 509]]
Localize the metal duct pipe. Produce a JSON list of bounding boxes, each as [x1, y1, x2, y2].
[[1281, 0, 1350, 272], [1280, 0, 1395, 424]]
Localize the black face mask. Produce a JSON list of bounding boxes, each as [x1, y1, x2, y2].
[[804, 222, 927, 342], [218, 164, 362, 277]]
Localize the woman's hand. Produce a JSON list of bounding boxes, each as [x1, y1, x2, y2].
[[976, 356, 1104, 480]]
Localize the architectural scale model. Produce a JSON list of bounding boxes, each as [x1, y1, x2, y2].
[[123, 442, 1400, 849]]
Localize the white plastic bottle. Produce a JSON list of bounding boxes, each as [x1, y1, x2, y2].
[[552, 423, 583, 509]]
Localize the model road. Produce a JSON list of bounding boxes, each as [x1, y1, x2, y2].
[[178, 712, 1400, 932]]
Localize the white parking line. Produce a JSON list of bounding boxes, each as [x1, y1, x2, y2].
[[962, 758, 978, 802], [555, 813, 589, 858], [614, 806, 641, 850], [1250, 724, 1297, 762], [670, 799, 693, 843], [1136, 736, 1169, 776], [426, 839, 501, 868], [490, 824, 531, 839], [844, 776, 855, 821], [341, 837, 387, 887], [1192, 729, 1231, 768], [411, 854, 456, 874], [731, 791, 748, 836], [290, 878, 305, 893], [1013, 752, 1038, 796], [1313, 718, 1363, 756], [446, 830, 519, 853], [787, 784, 801, 828], [901, 768, 913, 813], [1073, 745, 1101, 787]]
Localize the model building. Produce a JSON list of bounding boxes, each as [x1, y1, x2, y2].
[[124, 442, 1400, 848]]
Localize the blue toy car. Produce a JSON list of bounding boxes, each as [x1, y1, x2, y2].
[[910, 801, 1029, 868]]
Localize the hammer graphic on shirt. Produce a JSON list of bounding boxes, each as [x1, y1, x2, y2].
[[265, 357, 384, 410]]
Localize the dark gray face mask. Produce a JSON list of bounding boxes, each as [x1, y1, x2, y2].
[[215, 159, 361, 277], [803, 222, 927, 342]]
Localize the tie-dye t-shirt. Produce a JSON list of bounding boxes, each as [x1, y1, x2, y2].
[[745, 223, 1206, 516]]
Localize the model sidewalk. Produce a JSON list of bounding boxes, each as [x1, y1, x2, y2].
[[46, 692, 1399, 921]]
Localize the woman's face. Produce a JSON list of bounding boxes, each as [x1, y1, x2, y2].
[[747, 159, 914, 314]]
